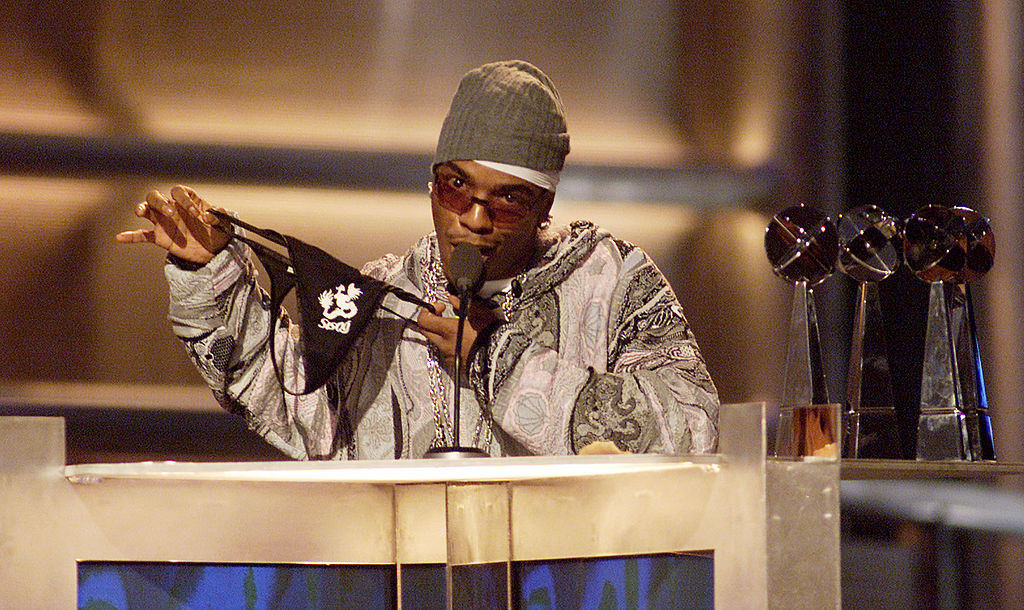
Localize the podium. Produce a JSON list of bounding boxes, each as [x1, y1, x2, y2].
[[0, 404, 839, 608]]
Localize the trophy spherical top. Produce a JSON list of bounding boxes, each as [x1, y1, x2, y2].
[[952, 206, 995, 282], [904, 205, 994, 283], [836, 204, 900, 282], [764, 204, 839, 285]]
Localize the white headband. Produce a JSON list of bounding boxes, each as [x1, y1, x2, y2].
[[475, 160, 560, 192]]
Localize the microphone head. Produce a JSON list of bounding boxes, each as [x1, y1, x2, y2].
[[450, 242, 485, 295]]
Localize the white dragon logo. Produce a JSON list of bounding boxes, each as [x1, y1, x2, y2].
[[317, 283, 362, 333]]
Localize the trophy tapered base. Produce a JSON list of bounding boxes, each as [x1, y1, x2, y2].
[[967, 410, 997, 461], [916, 411, 969, 460], [774, 404, 840, 458]]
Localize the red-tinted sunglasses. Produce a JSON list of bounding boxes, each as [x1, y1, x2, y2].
[[432, 168, 544, 227]]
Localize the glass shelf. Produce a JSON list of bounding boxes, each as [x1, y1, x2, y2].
[[841, 458, 1024, 480]]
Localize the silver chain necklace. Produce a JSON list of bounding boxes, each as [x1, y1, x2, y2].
[[421, 257, 492, 452]]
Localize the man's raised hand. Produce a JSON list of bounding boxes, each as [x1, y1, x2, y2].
[[115, 185, 231, 264], [416, 295, 497, 369]]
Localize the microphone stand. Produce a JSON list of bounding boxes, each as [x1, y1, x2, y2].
[[425, 244, 489, 459], [452, 291, 469, 446]]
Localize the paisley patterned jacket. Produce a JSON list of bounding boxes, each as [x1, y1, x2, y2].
[[165, 221, 719, 459]]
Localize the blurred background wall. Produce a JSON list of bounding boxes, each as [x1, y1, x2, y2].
[[0, 0, 807, 444], [1, 1, 1023, 605]]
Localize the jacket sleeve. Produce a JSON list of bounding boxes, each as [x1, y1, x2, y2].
[[164, 240, 343, 460], [470, 242, 719, 456]]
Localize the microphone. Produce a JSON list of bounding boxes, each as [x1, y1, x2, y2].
[[450, 242, 485, 296], [425, 243, 489, 459]]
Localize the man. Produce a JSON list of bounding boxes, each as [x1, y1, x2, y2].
[[117, 60, 719, 459]]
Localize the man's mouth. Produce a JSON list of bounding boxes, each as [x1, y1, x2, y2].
[[453, 242, 496, 258]]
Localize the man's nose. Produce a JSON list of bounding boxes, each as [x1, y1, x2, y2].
[[460, 198, 494, 232]]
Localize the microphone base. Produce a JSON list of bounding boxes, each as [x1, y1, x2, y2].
[[423, 446, 490, 459]]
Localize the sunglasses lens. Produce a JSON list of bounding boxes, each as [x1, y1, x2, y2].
[[434, 178, 472, 214], [487, 204, 528, 225], [433, 173, 535, 226]]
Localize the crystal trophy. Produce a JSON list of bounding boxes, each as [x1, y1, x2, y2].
[[952, 207, 997, 460], [904, 205, 996, 460], [765, 204, 841, 457], [835, 205, 902, 458]]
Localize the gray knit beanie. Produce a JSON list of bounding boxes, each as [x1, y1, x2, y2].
[[433, 60, 570, 172]]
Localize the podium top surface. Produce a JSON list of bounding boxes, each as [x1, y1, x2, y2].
[[63, 453, 724, 484]]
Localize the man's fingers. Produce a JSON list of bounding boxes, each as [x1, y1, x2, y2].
[[171, 185, 230, 233], [115, 229, 155, 244], [145, 190, 185, 238], [146, 189, 173, 218], [171, 185, 204, 217], [168, 185, 192, 212], [167, 187, 198, 226], [416, 307, 450, 336], [415, 324, 452, 356], [169, 185, 208, 222], [420, 301, 449, 319], [417, 327, 442, 344], [174, 184, 202, 203], [416, 304, 460, 355], [203, 207, 232, 233], [143, 190, 187, 247], [203, 209, 225, 226], [122, 188, 226, 261], [446, 294, 496, 331], [169, 184, 191, 203], [171, 187, 213, 239]]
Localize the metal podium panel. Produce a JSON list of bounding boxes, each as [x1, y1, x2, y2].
[[767, 458, 841, 608], [446, 483, 512, 566], [396, 483, 447, 564], [0, 404, 840, 608]]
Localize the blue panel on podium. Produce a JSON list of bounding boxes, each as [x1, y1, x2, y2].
[[400, 564, 445, 610], [515, 553, 714, 609], [453, 562, 507, 608], [77, 554, 712, 609], [77, 562, 395, 609]]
